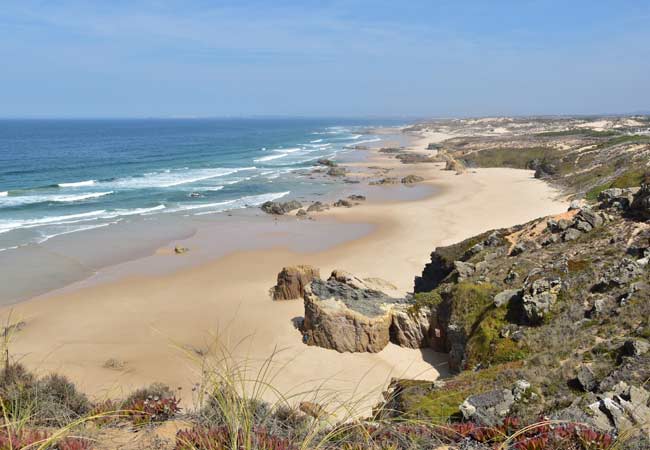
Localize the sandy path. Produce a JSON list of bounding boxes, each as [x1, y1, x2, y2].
[[0, 140, 568, 415]]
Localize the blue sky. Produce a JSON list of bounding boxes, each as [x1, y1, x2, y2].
[[1, 0, 649, 118]]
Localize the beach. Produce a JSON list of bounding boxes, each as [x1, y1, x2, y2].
[[0, 128, 569, 414]]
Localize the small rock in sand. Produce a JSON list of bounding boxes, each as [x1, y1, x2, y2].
[[174, 246, 189, 254]]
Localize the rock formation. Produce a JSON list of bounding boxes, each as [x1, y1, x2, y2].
[[272, 265, 320, 301]]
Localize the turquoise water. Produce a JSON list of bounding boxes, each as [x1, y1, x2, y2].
[[0, 118, 401, 253]]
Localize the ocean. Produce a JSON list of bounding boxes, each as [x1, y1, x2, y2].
[[0, 118, 405, 303], [0, 118, 402, 253]]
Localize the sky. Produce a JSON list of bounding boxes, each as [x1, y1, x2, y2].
[[0, 0, 649, 118]]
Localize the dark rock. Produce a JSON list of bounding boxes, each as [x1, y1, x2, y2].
[[261, 200, 303, 215], [327, 167, 347, 177], [484, 232, 503, 247], [307, 201, 329, 212], [316, 158, 337, 167], [598, 187, 637, 210], [396, 153, 436, 164], [509, 243, 527, 256], [622, 339, 650, 357], [574, 365, 598, 392], [369, 177, 399, 185], [296, 209, 307, 217], [459, 388, 515, 426], [347, 194, 366, 201], [333, 199, 353, 208], [174, 245, 189, 254], [401, 174, 425, 184]]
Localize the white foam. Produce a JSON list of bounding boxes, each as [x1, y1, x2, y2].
[[0, 191, 7, 197], [108, 167, 255, 189], [0, 191, 113, 208], [193, 191, 290, 216], [346, 138, 380, 146], [101, 204, 166, 219], [58, 180, 96, 188], [273, 147, 302, 154], [0, 210, 108, 234], [254, 153, 289, 162], [204, 186, 224, 191], [310, 139, 323, 143], [37, 222, 115, 244]]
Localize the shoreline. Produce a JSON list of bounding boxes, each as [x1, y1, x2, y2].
[[0, 127, 570, 414]]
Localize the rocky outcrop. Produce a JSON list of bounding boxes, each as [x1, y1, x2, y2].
[[306, 201, 329, 212], [460, 388, 515, 426], [519, 277, 561, 324], [395, 153, 436, 164], [443, 156, 466, 174], [300, 270, 431, 352], [401, 175, 424, 184], [333, 199, 353, 208], [302, 278, 395, 353], [316, 159, 337, 167], [261, 200, 303, 215], [390, 306, 431, 349], [327, 167, 347, 177], [272, 265, 320, 301]]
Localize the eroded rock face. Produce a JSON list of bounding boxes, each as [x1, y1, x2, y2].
[[301, 270, 430, 352], [520, 277, 561, 324], [272, 265, 320, 301], [302, 280, 394, 353], [390, 306, 432, 349], [460, 388, 515, 426]]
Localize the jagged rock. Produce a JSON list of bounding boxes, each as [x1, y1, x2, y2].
[[301, 271, 408, 353], [520, 278, 561, 324], [631, 183, 650, 219], [444, 157, 466, 173], [369, 177, 399, 185], [401, 175, 425, 184], [494, 289, 521, 308], [261, 200, 303, 215], [454, 261, 475, 280], [316, 159, 337, 167], [574, 220, 593, 233], [327, 167, 347, 177], [563, 228, 582, 242], [575, 207, 604, 229], [307, 201, 329, 212], [333, 199, 353, 208], [484, 232, 503, 247], [622, 339, 650, 357], [459, 388, 515, 426], [509, 242, 527, 256], [272, 265, 320, 301], [512, 380, 531, 401], [390, 306, 431, 349], [598, 187, 637, 210], [595, 259, 643, 291], [586, 382, 650, 437], [575, 365, 598, 392]]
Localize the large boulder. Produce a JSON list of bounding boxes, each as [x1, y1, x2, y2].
[[598, 187, 638, 210], [261, 200, 303, 215], [459, 388, 515, 426], [631, 183, 650, 219], [390, 306, 432, 349], [520, 277, 561, 324], [301, 271, 413, 352], [302, 282, 394, 353], [272, 265, 320, 301]]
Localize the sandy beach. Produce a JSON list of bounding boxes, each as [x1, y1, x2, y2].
[[0, 130, 569, 414]]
